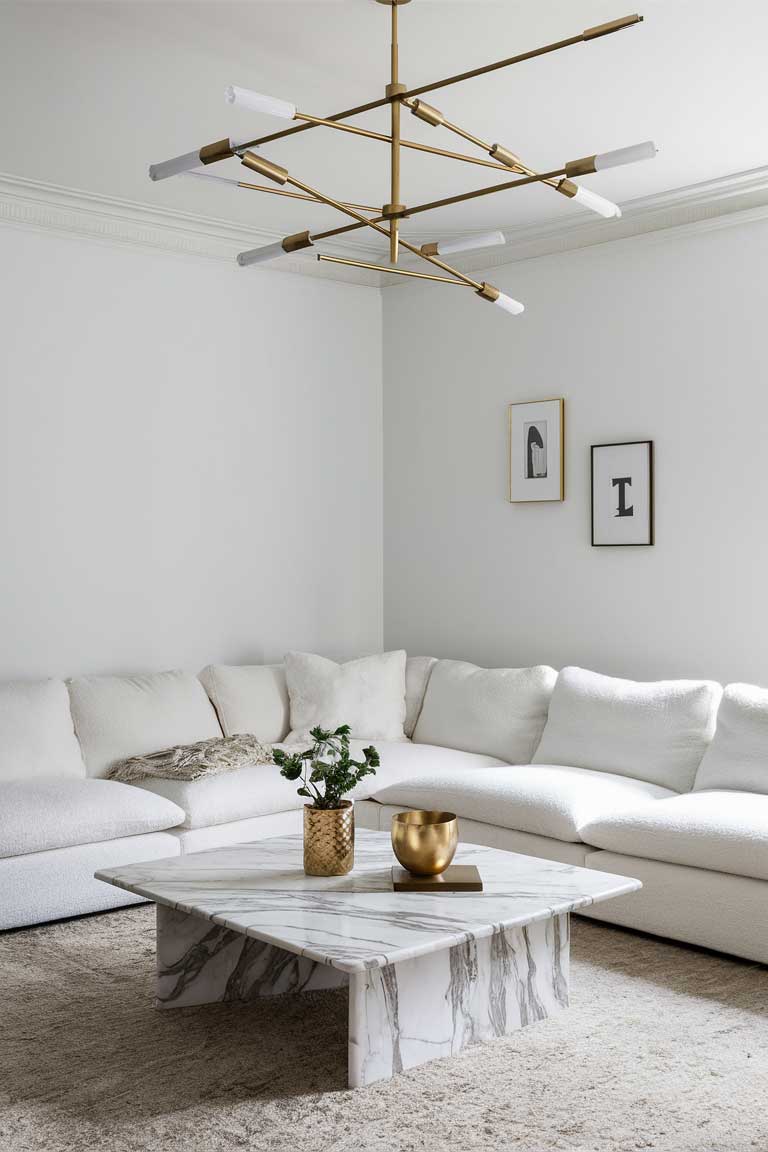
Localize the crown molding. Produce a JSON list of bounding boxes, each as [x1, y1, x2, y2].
[[385, 165, 768, 284], [0, 171, 381, 288], [2, 167, 768, 290]]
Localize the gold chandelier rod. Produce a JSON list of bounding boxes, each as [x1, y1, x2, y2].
[[241, 151, 483, 289], [293, 114, 514, 173], [235, 15, 643, 152], [289, 173, 481, 288], [237, 181, 379, 213], [388, 0, 403, 262], [317, 254, 471, 286], [309, 166, 566, 245], [403, 99, 563, 193]]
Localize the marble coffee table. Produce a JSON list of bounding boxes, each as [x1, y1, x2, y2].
[[97, 831, 640, 1087]]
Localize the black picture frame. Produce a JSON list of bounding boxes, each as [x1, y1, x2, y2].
[[590, 440, 654, 547]]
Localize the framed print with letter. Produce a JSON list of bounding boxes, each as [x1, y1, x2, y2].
[[591, 440, 654, 546], [508, 398, 564, 502]]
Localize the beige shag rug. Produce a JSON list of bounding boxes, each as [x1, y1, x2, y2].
[[1, 906, 766, 1152]]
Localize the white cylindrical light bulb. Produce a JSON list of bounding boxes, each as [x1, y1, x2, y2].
[[494, 292, 525, 316], [237, 241, 288, 267], [437, 230, 506, 256], [594, 141, 657, 171], [572, 185, 622, 218], [148, 150, 202, 181], [225, 85, 296, 121]]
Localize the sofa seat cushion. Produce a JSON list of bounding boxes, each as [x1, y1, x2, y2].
[[580, 791, 768, 881], [68, 670, 222, 779], [533, 666, 722, 791], [0, 680, 86, 782], [134, 740, 506, 828], [133, 763, 304, 830], [0, 779, 185, 858], [347, 740, 507, 800], [412, 660, 557, 763], [373, 764, 674, 843]]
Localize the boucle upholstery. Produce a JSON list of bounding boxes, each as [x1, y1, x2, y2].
[[284, 650, 407, 742], [695, 682, 768, 795], [0, 778, 184, 857], [533, 666, 721, 791], [413, 660, 557, 763], [374, 764, 673, 843], [581, 791, 768, 881], [404, 656, 437, 737], [68, 670, 222, 778], [199, 664, 290, 742], [0, 679, 85, 782]]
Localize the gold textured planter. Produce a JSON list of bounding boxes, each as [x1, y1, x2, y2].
[[391, 810, 459, 876], [303, 801, 355, 876]]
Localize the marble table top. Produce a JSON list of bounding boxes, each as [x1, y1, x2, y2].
[[96, 831, 641, 974]]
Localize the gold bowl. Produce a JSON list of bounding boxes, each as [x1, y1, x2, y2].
[[391, 810, 458, 876]]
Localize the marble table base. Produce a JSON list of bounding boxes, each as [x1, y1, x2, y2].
[[155, 905, 570, 1088]]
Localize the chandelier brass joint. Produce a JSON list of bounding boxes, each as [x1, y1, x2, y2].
[[386, 82, 408, 99], [241, 152, 289, 185], [199, 139, 235, 165], [490, 143, 523, 170], [477, 283, 501, 303], [282, 230, 314, 254], [410, 99, 445, 127], [565, 155, 598, 178], [420, 241, 439, 257]]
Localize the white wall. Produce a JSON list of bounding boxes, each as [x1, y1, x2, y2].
[[0, 228, 382, 680], [383, 218, 768, 685]]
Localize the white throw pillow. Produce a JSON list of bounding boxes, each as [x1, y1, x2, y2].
[[284, 651, 407, 743], [0, 679, 85, 782], [68, 670, 222, 778], [694, 683, 768, 795], [404, 656, 437, 738], [412, 660, 557, 763], [199, 664, 290, 743], [532, 666, 722, 792]]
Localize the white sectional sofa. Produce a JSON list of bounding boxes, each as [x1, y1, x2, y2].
[[1, 658, 766, 968]]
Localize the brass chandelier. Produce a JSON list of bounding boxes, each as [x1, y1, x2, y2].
[[149, 1, 656, 317]]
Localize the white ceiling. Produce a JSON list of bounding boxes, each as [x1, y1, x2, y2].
[[2, 0, 768, 254]]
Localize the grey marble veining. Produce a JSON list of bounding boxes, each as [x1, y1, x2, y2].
[[348, 914, 569, 1086], [98, 831, 640, 1087], [156, 904, 347, 1010], [97, 831, 640, 974]]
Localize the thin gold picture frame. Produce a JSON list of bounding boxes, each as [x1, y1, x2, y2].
[[508, 398, 565, 503]]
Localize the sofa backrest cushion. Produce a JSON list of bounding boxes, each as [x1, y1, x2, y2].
[[694, 683, 768, 795], [405, 657, 437, 738], [284, 650, 407, 743], [412, 660, 557, 764], [199, 664, 290, 743], [532, 666, 721, 791], [0, 679, 86, 782], [68, 670, 222, 778]]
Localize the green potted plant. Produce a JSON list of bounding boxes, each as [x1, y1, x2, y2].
[[272, 725, 379, 876]]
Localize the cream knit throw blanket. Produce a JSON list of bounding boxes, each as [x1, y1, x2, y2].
[[108, 734, 275, 783]]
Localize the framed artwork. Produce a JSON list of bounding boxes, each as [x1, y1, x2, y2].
[[508, 398, 564, 502], [591, 440, 654, 546]]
